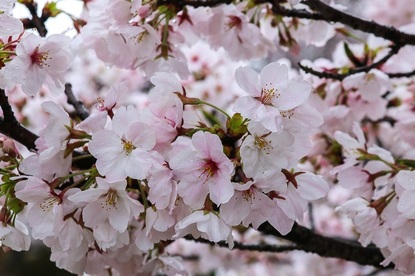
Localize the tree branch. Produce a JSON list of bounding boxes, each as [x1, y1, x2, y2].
[[0, 89, 38, 151], [298, 44, 405, 80], [23, 1, 48, 37], [156, 0, 233, 9], [64, 83, 90, 121], [268, 2, 325, 21], [185, 236, 300, 253], [258, 222, 393, 269], [302, 0, 415, 45]]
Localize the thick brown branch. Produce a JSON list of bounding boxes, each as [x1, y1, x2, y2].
[[24, 2, 48, 37], [64, 83, 90, 121], [157, 0, 233, 9], [185, 236, 299, 253], [258, 222, 393, 269], [268, 2, 325, 20], [0, 89, 38, 151], [303, 0, 415, 45]]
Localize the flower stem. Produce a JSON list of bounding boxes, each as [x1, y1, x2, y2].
[[198, 100, 231, 119]]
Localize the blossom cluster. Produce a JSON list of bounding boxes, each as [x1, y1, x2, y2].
[[0, 0, 415, 275]]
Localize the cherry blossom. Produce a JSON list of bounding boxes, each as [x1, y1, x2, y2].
[[3, 34, 73, 96], [0, 0, 23, 37], [233, 62, 311, 132], [2, 1, 415, 275], [88, 105, 161, 181], [240, 122, 294, 178], [174, 210, 232, 243], [68, 178, 143, 233], [169, 131, 234, 208], [0, 220, 30, 251]]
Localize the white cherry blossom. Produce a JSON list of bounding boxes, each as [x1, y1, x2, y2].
[[88, 105, 161, 181], [233, 62, 311, 132]]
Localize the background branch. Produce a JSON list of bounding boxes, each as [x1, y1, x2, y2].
[[185, 236, 300, 253], [23, 1, 48, 37], [64, 83, 90, 120], [258, 222, 393, 268], [303, 0, 415, 45]]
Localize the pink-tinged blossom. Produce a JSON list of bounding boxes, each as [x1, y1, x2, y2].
[[147, 165, 178, 211], [233, 62, 311, 132], [291, 19, 336, 48], [36, 101, 71, 150], [331, 122, 366, 174], [0, 220, 31, 251], [68, 178, 143, 233], [145, 207, 176, 234], [3, 34, 73, 96], [0, 16, 23, 37], [336, 198, 383, 246], [0, 1, 22, 36], [19, 101, 72, 181], [396, 170, 415, 219], [174, 210, 232, 243], [382, 243, 415, 274], [169, 131, 234, 208], [14, 177, 76, 240], [207, 5, 273, 60], [240, 122, 294, 178], [88, 105, 161, 181], [220, 181, 275, 228], [343, 69, 391, 102], [43, 217, 94, 274], [141, 254, 188, 276], [140, 73, 184, 153], [272, 171, 329, 222]]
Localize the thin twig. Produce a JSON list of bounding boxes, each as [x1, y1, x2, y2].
[[387, 69, 415, 78], [64, 83, 90, 120], [298, 45, 401, 80]]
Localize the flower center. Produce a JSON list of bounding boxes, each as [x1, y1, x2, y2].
[[227, 16, 242, 30], [101, 189, 118, 211], [280, 109, 294, 119], [40, 196, 60, 212], [254, 136, 273, 152], [242, 187, 256, 201], [200, 160, 218, 181], [259, 83, 280, 105], [122, 140, 136, 155], [30, 46, 50, 68]]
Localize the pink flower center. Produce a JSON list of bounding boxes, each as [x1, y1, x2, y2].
[[227, 16, 242, 30], [30, 46, 50, 68], [259, 83, 280, 105], [200, 160, 218, 181]]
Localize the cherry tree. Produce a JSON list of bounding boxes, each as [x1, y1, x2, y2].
[[1, 0, 415, 275]]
